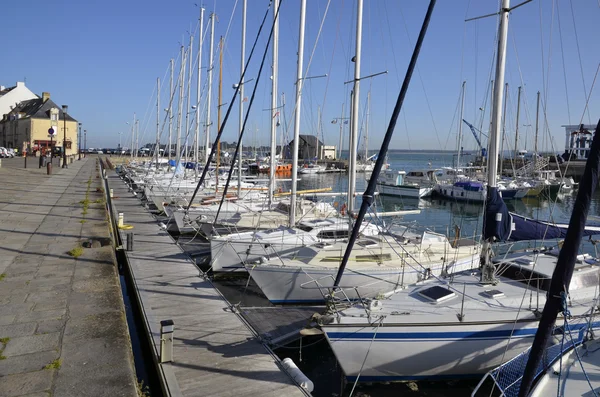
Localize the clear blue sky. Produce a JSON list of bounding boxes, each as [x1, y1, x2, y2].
[[1, 0, 598, 153]]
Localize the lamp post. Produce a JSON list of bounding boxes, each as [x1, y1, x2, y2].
[[84, 129, 87, 156], [62, 105, 68, 168], [78, 122, 82, 160]]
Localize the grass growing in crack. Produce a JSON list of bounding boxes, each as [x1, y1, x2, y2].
[[136, 380, 151, 397], [67, 246, 84, 258], [79, 220, 86, 224], [44, 358, 61, 370], [0, 337, 9, 345], [0, 336, 8, 359], [0, 273, 5, 281]]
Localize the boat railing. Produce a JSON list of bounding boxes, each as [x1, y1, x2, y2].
[[471, 320, 588, 397]]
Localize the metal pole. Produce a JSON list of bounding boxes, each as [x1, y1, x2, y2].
[[268, 0, 279, 207], [534, 91, 540, 171], [338, 103, 345, 160], [514, 86, 522, 159], [168, 58, 174, 166], [195, 7, 204, 179], [78, 122, 82, 160], [348, 0, 363, 213], [216, 37, 223, 191], [457, 81, 465, 168], [131, 113, 135, 159], [289, 0, 307, 227], [176, 45, 185, 165], [238, 0, 247, 199], [205, 14, 215, 164], [185, 34, 194, 168], [62, 105, 68, 168], [499, 82, 508, 176], [156, 77, 160, 170], [84, 130, 86, 155]]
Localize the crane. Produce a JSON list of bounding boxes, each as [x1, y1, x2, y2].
[[462, 119, 487, 158]]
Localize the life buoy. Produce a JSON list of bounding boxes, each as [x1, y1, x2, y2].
[[340, 203, 347, 216]]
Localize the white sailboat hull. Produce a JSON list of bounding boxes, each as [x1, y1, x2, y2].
[[323, 320, 539, 381], [248, 254, 478, 304], [377, 183, 433, 198]]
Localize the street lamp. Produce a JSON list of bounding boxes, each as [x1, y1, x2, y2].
[[62, 105, 68, 168], [78, 122, 82, 160], [84, 129, 87, 155]]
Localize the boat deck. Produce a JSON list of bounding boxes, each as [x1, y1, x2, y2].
[[106, 170, 308, 397]]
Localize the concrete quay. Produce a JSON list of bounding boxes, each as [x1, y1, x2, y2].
[[0, 156, 137, 397]]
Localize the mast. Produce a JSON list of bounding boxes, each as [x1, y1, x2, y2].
[[499, 82, 508, 176], [268, 0, 279, 208], [168, 59, 174, 166], [195, 7, 205, 178], [131, 113, 135, 159], [185, 34, 194, 166], [176, 45, 186, 165], [365, 93, 369, 162], [514, 85, 522, 160], [457, 81, 466, 168], [216, 36, 223, 191], [289, 0, 306, 226], [347, 0, 363, 213], [481, 0, 510, 284], [534, 91, 540, 172], [338, 103, 345, 160], [205, 13, 215, 164], [238, 0, 247, 198], [156, 77, 160, 170]]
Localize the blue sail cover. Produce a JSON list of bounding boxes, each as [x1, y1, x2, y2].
[[484, 186, 600, 241]]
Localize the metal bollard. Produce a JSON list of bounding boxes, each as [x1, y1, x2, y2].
[[118, 213, 124, 227], [110, 188, 114, 198], [126, 232, 134, 251], [47, 162, 52, 175], [24, 156, 27, 168], [160, 320, 174, 363]]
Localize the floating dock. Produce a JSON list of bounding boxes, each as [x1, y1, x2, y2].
[[104, 168, 309, 397]]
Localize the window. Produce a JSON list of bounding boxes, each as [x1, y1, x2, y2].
[[51, 114, 58, 121], [317, 230, 350, 239]]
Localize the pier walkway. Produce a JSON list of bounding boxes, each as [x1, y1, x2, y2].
[[0, 156, 137, 396], [106, 167, 308, 397]]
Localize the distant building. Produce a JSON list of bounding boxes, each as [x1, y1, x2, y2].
[[321, 145, 336, 160], [563, 124, 596, 160], [0, 82, 38, 118], [0, 92, 78, 156], [286, 134, 324, 160]]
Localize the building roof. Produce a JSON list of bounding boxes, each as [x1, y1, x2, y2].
[[290, 134, 323, 147], [5, 97, 77, 122], [0, 86, 16, 97]]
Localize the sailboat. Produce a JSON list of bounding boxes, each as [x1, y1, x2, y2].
[[317, 0, 600, 383]]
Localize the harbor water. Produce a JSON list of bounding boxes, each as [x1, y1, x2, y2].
[[174, 150, 597, 397]]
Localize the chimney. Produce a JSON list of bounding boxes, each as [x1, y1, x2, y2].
[[16, 82, 24, 87], [0, 86, 5, 91], [42, 92, 50, 102]]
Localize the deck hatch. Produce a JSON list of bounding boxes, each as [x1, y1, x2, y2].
[[418, 286, 456, 303]]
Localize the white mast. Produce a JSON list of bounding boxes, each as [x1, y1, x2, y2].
[[347, 0, 363, 213], [457, 81, 465, 168], [156, 77, 160, 169], [269, 0, 279, 207], [176, 45, 186, 165], [514, 86, 522, 158], [131, 113, 135, 159], [486, 0, 510, 189], [205, 13, 215, 164], [365, 92, 370, 162], [289, 0, 306, 226], [195, 7, 205, 178], [185, 35, 193, 165], [238, 0, 247, 198], [168, 59, 174, 165], [482, 0, 510, 283]]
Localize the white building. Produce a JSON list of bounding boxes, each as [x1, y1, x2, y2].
[[563, 124, 596, 160], [0, 82, 38, 118]]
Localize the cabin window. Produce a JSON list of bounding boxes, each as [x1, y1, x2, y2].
[[297, 225, 314, 232], [418, 286, 456, 303], [461, 192, 464, 197], [317, 230, 350, 239], [355, 253, 392, 262], [357, 240, 379, 248], [483, 289, 505, 299]]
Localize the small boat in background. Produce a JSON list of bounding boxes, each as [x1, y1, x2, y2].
[[376, 169, 434, 198]]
